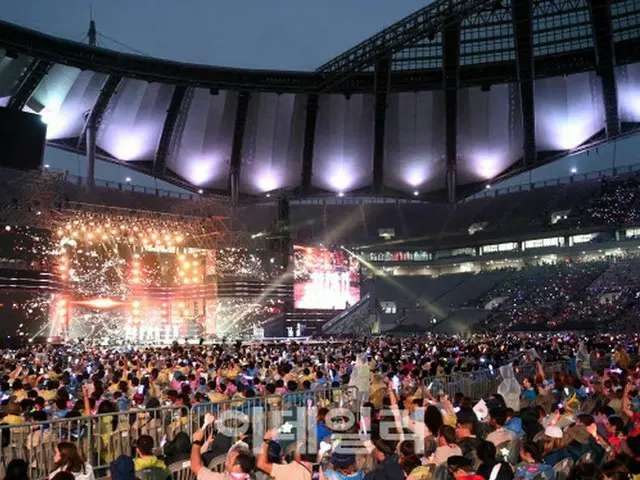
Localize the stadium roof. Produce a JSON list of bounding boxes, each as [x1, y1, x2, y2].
[[1, 0, 640, 202]]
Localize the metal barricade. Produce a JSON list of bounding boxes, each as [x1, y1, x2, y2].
[[189, 385, 359, 436], [0, 404, 187, 480], [422, 361, 572, 401], [0, 386, 359, 480]]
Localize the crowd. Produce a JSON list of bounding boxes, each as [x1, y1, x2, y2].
[[0, 334, 636, 479], [474, 258, 640, 333], [579, 176, 640, 227]]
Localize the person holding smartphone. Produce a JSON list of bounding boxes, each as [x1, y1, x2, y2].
[[257, 429, 315, 480]]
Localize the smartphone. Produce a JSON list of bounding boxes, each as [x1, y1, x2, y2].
[[319, 441, 331, 455], [137, 385, 145, 395], [392, 375, 401, 394], [312, 464, 320, 480]]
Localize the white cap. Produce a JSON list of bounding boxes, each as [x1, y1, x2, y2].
[[545, 425, 563, 439]]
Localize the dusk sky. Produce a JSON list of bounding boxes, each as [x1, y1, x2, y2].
[[0, 0, 637, 195]]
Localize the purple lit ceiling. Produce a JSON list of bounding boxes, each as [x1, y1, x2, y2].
[[1, 0, 640, 200]]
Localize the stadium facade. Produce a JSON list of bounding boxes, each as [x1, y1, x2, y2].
[[1, 0, 640, 204]]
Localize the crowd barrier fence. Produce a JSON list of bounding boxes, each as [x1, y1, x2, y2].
[[0, 386, 358, 480], [421, 357, 613, 401]]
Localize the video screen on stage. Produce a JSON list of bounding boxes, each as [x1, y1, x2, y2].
[[293, 245, 360, 309]]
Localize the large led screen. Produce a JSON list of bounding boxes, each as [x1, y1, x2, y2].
[[293, 245, 360, 309]]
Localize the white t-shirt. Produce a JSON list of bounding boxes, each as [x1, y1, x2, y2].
[[49, 463, 95, 480]]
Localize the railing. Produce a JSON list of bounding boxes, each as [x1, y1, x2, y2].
[[467, 162, 640, 201], [419, 357, 621, 401], [322, 293, 373, 333], [60, 170, 200, 201], [421, 361, 567, 401], [0, 385, 358, 480]]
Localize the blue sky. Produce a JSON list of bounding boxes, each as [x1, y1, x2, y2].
[[1, 0, 636, 195]]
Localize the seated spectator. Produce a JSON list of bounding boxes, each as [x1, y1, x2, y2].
[[257, 429, 314, 480], [400, 454, 430, 480], [446, 456, 484, 480], [514, 441, 554, 480], [324, 451, 363, 480], [316, 407, 332, 443], [51, 473, 76, 480], [566, 415, 606, 465], [486, 408, 516, 447], [191, 427, 254, 480], [5, 459, 29, 480], [26, 410, 52, 451], [134, 435, 168, 472], [566, 463, 603, 480], [482, 462, 514, 480], [456, 420, 481, 461], [542, 426, 569, 466], [163, 432, 191, 465], [49, 442, 95, 480], [521, 378, 538, 402], [600, 460, 630, 480], [433, 425, 462, 465], [109, 456, 136, 480], [505, 409, 524, 438], [476, 441, 498, 479], [3, 403, 24, 425], [364, 438, 403, 480]]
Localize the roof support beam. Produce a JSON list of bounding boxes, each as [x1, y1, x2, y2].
[[155, 85, 188, 176], [229, 92, 251, 206], [316, 0, 495, 90], [79, 75, 121, 187], [512, 0, 536, 165], [588, 0, 620, 138], [443, 22, 460, 204], [372, 56, 391, 195], [78, 75, 122, 148], [301, 94, 319, 195], [7, 59, 52, 110]]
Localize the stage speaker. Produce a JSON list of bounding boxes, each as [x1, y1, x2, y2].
[[0, 107, 46, 171]]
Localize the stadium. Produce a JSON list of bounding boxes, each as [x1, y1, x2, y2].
[[1, 0, 640, 341], [0, 1, 640, 477]]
